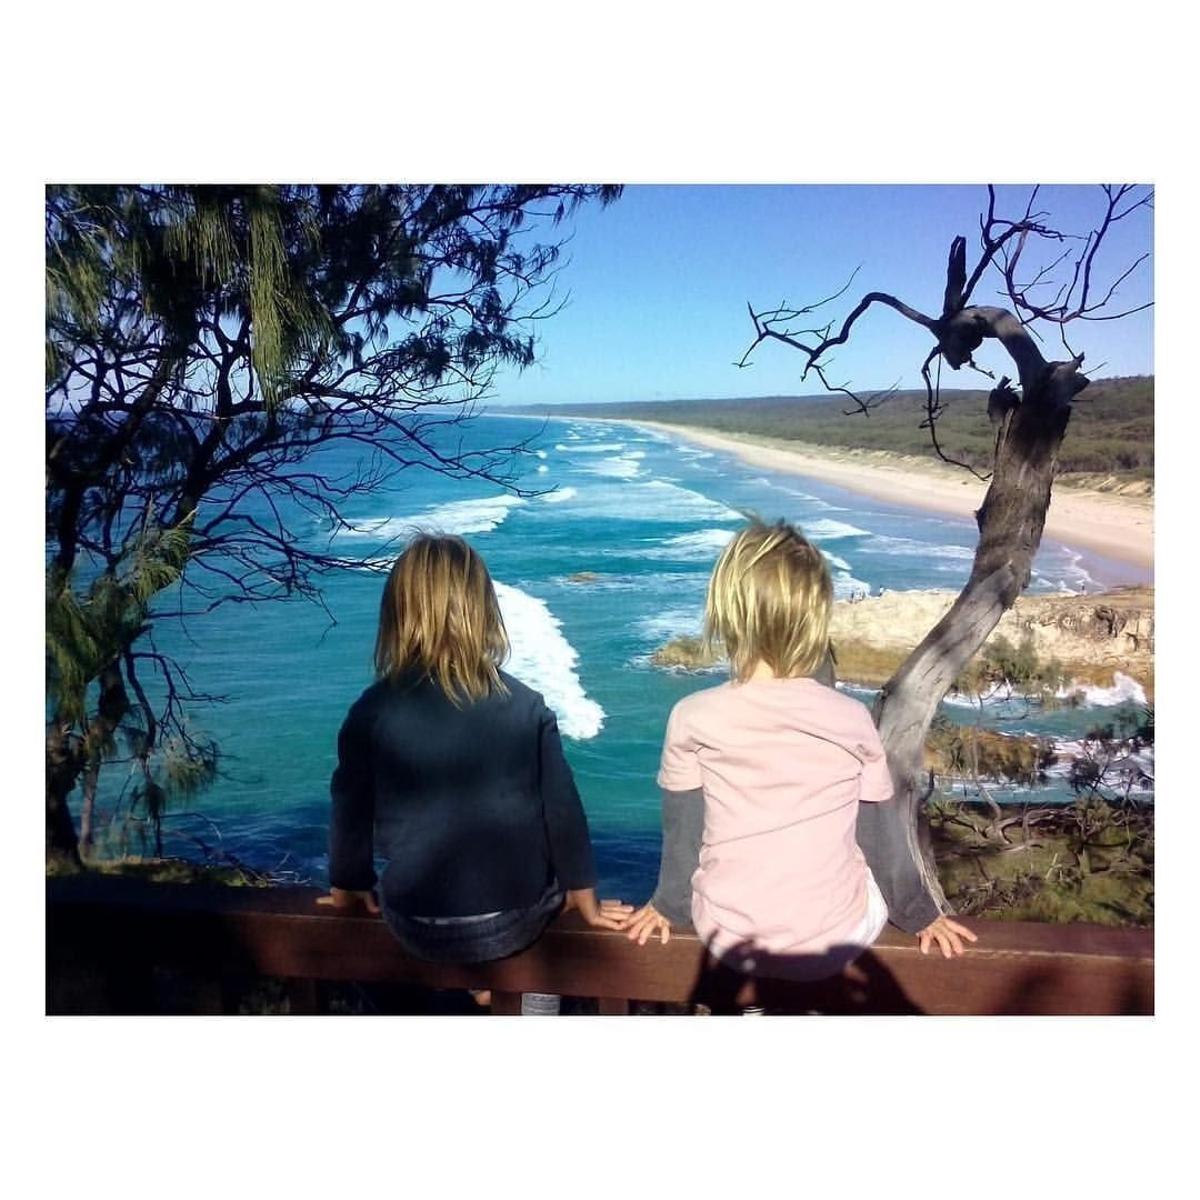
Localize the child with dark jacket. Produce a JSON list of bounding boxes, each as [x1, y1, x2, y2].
[[322, 533, 629, 965]]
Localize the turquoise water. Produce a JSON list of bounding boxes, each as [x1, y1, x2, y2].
[[107, 414, 1151, 897]]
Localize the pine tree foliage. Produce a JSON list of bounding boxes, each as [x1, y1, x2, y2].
[[45, 183, 620, 860]]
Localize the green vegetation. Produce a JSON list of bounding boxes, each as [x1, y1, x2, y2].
[[542, 374, 1154, 483], [933, 798, 1153, 926], [925, 718, 1055, 787], [45, 854, 275, 887], [930, 701, 1153, 927], [45, 184, 619, 868], [953, 632, 1067, 700]]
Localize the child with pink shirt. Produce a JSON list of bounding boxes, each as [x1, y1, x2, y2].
[[619, 518, 975, 983]]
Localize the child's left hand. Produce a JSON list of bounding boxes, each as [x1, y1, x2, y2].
[[620, 903, 672, 946], [916, 915, 977, 958]]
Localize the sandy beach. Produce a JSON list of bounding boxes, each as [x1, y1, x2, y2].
[[622, 421, 1154, 574]]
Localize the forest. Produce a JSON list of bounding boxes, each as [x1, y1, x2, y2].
[[544, 374, 1154, 482]]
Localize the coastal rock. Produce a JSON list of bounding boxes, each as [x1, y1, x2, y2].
[[649, 635, 718, 670], [827, 585, 1153, 696], [651, 586, 1154, 696]]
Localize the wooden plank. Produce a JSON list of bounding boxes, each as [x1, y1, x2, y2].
[[489, 991, 522, 1016], [46, 876, 1153, 1016]]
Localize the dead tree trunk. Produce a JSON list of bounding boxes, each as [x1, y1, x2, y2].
[[874, 312, 1088, 907], [742, 185, 1151, 914]]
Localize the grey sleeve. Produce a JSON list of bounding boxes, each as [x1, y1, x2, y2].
[[824, 641, 939, 935], [856, 797, 941, 934], [648, 786, 703, 928]]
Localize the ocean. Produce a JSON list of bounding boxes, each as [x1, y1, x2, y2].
[[107, 413, 1152, 899]]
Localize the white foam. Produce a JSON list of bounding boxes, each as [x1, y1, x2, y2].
[[867, 535, 975, 561], [823, 551, 852, 572], [540, 486, 577, 504], [1041, 737, 1154, 792], [941, 669, 1149, 711], [803, 518, 870, 541], [941, 685, 1019, 709], [632, 528, 735, 561], [535, 449, 548, 459], [832, 571, 872, 600], [666, 529, 736, 553], [584, 455, 642, 479], [637, 607, 705, 643], [642, 480, 742, 521], [570, 480, 742, 524], [555, 441, 625, 454], [339, 494, 526, 540], [1056, 672, 1148, 708], [536, 464, 550, 474], [494, 581, 604, 740], [635, 427, 674, 443], [1030, 549, 1098, 594]]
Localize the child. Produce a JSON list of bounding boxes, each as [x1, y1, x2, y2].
[[319, 533, 629, 980], [620, 519, 975, 982]]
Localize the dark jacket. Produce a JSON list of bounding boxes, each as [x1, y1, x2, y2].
[[329, 669, 597, 918]]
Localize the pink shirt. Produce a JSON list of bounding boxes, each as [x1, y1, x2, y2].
[[657, 676, 893, 961]]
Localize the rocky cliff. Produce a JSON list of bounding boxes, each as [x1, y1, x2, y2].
[[652, 586, 1154, 697]]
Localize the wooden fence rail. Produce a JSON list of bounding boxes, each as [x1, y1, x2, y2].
[[46, 876, 1154, 1015]]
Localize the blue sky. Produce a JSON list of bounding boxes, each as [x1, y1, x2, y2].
[[491, 184, 1154, 405]]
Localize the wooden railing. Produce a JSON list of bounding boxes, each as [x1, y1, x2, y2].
[[46, 875, 1154, 1015]]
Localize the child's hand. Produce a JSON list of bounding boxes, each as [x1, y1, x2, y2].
[[564, 888, 634, 929], [316, 886, 380, 914], [916, 915, 977, 958], [622, 903, 672, 946]]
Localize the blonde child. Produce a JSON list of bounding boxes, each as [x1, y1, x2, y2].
[[320, 534, 629, 986], [620, 519, 975, 981]]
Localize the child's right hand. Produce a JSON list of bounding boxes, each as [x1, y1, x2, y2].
[[621, 903, 672, 946], [564, 888, 634, 930], [916, 915, 977, 958]]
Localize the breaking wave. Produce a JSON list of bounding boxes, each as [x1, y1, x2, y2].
[[338, 494, 526, 540], [637, 607, 704, 643], [803, 518, 870, 541], [1056, 672, 1148, 707], [631, 528, 734, 561], [585, 455, 642, 479], [494, 581, 605, 740]]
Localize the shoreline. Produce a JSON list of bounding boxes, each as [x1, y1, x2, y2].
[[611, 419, 1154, 575]]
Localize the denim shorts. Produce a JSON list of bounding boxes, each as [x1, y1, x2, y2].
[[383, 882, 565, 965]]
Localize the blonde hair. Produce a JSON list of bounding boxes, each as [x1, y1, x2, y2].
[[704, 518, 833, 683], [374, 533, 509, 704]]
